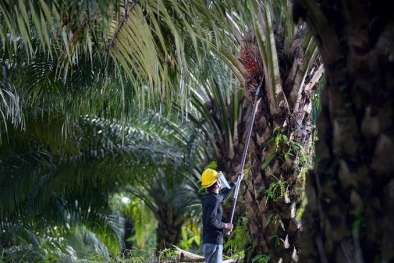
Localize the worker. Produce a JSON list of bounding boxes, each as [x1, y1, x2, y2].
[[201, 168, 241, 263]]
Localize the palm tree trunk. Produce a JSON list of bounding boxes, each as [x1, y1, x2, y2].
[[293, 0, 394, 262], [221, 86, 314, 262], [156, 210, 184, 252], [122, 218, 135, 256]]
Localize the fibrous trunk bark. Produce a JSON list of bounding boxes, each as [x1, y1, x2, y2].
[[294, 0, 394, 262], [156, 212, 183, 252], [220, 83, 314, 262]]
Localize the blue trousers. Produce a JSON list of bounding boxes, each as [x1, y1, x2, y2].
[[202, 243, 223, 263]]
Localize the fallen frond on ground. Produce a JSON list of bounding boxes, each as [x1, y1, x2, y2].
[[173, 246, 243, 263]]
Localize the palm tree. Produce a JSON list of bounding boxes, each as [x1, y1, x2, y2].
[[124, 107, 209, 252], [180, 1, 322, 261], [112, 194, 157, 252], [292, 1, 394, 262], [0, 112, 186, 254], [126, 169, 201, 252]]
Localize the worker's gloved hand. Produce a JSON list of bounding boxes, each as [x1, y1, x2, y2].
[[235, 173, 244, 183], [224, 223, 234, 232]]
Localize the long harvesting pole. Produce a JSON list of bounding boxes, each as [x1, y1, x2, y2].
[[228, 80, 263, 229]]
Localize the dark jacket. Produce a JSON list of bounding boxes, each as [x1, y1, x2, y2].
[[202, 183, 235, 245]]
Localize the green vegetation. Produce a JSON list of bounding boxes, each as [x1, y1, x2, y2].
[[0, 0, 324, 262]]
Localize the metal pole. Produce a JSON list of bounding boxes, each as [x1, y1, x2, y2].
[[228, 80, 263, 229]]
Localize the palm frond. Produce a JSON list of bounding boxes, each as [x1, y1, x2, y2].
[[0, 110, 185, 220], [0, 0, 230, 114]]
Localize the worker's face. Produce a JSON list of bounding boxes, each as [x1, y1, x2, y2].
[[217, 180, 221, 190]]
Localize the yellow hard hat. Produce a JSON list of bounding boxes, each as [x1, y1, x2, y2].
[[201, 169, 220, 188]]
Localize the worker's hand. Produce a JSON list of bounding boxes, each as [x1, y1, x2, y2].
[[234, 173, 244, 183], [224, 223, 234, 232]]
